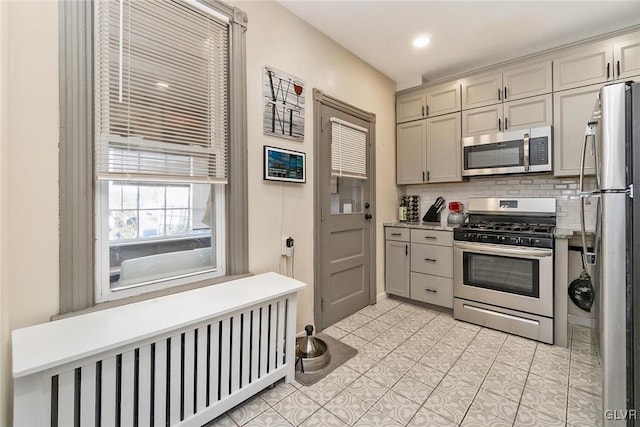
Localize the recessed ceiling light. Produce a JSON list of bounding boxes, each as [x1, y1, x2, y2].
[[413, 36, 431, 48], [155, 82, 170, 88]]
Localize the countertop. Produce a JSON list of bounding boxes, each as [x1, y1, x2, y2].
[[385, 222, 593, 239], [384, 221, 458, 232]]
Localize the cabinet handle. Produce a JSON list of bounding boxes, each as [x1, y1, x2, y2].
[[505, 117, 508, 130], [498, 88, 501, 101], [424, 258, 437, 262], [391, 233, 402, 236], [607, 63, 610, 79], [424, 288, 438, 293], [426, 171, 430, 181], [424, 236, 437, 240], [498, 118, 502, 131], [422, 106, 425, 117], [504, 86, 507, 100], [426, 105, 430, 116], [422, 171, 426, 182], [617, 60, 621, 77], [405, 244, 408, 256]]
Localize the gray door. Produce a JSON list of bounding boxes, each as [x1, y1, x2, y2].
[[317, 101, 373, 329]]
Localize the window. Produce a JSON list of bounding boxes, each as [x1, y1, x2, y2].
[[59, 0, 248, 311]]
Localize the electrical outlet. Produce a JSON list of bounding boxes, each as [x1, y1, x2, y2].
[[282, 236, 294, 257]]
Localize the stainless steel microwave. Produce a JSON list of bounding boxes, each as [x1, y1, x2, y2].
[[462, 126, 552, 177]]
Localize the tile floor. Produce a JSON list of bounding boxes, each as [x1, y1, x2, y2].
[[207, 298, 602, 427]]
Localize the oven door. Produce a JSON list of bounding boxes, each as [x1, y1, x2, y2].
[[453, 241, 553, 317]]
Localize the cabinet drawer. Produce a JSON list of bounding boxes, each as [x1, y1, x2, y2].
[[411, 243, 453, 277], [410, 229, 452, 247], [385, 227, 410, 242], [410, 273, 453, 308]]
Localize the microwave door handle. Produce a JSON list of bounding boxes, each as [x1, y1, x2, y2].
[[523, 133, 530, 171]]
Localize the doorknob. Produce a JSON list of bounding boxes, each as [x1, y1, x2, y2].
[[364, 203, 370, 209], [364, 213, 372, 220]]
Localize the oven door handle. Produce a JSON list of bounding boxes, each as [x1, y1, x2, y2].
[[454, 241, 553, 258]]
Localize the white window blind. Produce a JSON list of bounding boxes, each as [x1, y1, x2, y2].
[[95, 0, 229, 183], [330, 117, 368, 179]]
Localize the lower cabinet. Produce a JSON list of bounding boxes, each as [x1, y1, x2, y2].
[[385, 227, 410, 298], [385, 226, 453, 308]]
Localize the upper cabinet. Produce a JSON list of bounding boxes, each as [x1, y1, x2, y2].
[[614, 37, 640, 80], [461, 60, 552, 110], [396, 81, 461, 124], [396, 92, 427, 123], [396, 112, 462, 185], [553, 32, 640, 92]]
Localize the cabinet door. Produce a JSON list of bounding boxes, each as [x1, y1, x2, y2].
[[385, 241, 410, 298], [553, 43, 613, 91], [426, 112, 461, 183], [461, 104, 502, 137], [614, 37, 640, 80], [396, 92, 426, 123], [410, 273, 453, 308], [503, 60, 552, 101], [461, 72, 502, 110], [425, 81, 460, 117], [553, 84, 600, 177], [396, 121, 427, 184], [503, 94, 552, 132]]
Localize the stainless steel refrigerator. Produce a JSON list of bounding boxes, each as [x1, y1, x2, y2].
[[580, 81, 639, 426]]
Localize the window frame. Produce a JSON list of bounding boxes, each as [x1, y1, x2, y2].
[[59, 0, 248, 314]]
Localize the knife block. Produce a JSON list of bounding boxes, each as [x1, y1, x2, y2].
[[422, 210, 441, 223]]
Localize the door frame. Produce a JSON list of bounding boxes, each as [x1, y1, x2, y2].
[[312, 88, 377, 330]]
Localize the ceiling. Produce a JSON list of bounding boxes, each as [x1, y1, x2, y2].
[[277, 1, 640, 90]]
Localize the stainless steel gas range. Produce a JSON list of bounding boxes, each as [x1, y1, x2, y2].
[[453, 197, 556, 344]]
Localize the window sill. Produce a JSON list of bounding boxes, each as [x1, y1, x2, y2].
[[52, 272, 254, 321]]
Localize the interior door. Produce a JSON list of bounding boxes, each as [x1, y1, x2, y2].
[[317, 102, 373, 329]]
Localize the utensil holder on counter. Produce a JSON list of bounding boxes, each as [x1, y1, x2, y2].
[[400, 195, 420, 222]]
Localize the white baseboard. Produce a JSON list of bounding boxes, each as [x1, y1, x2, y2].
[[568, 314, 596, 328], [376, 291, 388, 302]]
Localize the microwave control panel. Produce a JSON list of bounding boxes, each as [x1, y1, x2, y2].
[[529, 137, 549, 165]]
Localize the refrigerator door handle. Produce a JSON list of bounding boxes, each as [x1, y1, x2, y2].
[[580, 122, 598, 269]]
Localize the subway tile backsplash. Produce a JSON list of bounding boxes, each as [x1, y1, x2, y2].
[[405, 175, 596, 231]]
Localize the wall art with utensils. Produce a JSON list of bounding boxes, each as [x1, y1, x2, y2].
[[263, 66, 305, 141]]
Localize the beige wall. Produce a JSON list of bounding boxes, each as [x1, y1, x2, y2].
[[0, 0, 397, 421], [0, 0, 62, 422], [228, 0, 398, 330]]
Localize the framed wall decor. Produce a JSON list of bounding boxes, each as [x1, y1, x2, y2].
[[263, 66, 305, 141], [263, 146, 306, 183]]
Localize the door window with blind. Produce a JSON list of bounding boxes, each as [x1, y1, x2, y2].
[[94, 0, 230, 300], [329, 118, 368, 215]]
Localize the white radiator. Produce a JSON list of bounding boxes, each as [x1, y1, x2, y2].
[[12, 273, 305, 427]]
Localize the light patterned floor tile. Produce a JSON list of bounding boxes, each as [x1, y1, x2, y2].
[[359, 342, 391, 361], [570, 359, 602, 395], [325, 365, 361, 389], [392, 341, 431, 361], [419, 343, 463, 372], [343, 354, 377, 374], [379, 351, 416, 373], [260, 381, 297, 405], [461, 406, 512, 427], [352, 325, 383, 341], [340, 334, 369, 350], [515, 405, 565, 427], [324, 391, 371, 426], [408, 407, 458, 427], [299, 408, 348, 427], [204, 413, 238, 427], [323, 325, 349, 340], [373, 390, 420, 425], [390, 375, 434, 405], [346, 375, 389, 405], [423, 388, 474, 425], [353, 408, 403, 427], [363, 363, 404, 388], [520, 386, 568, 421], [298, 378, 343, 405], [525, 372, 569, 394], [244, 408, 293, 427], [472, 387, 518, 423], [405, 361, 446, 387], [567, 386, 602, 427], [228, 396, 270, 425], [273, 391, 320, 426]]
